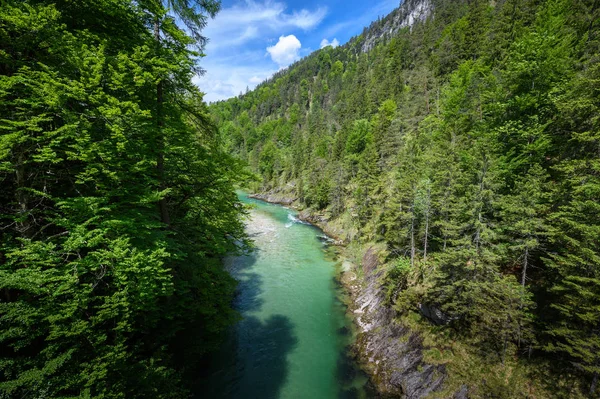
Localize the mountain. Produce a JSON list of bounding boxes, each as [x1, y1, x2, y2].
[[358, 0, 433, 53], [211, 0, 600, 396]]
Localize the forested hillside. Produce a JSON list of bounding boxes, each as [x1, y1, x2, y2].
[[0, 1, 248, 397], [211, 0, 600, 395]]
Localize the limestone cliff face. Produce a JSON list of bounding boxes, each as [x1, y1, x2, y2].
[[358, 0, 433, 53], [344, 247, 448, 398]]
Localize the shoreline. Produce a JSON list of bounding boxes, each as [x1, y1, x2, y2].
[[245, 191, 449, 398], [247, 192, 347, 245]]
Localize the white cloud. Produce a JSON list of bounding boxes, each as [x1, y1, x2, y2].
[[320, 38, 340, 49], [238, 26, 259, 42], [196, 1, 327, 102], [194, 0, 400, 103], [204, 1, 327, 50], [267, 35, 301, 67], [289, 8, 328, 30], [195, 65, 277, 103], [321, 0, 399, 39]]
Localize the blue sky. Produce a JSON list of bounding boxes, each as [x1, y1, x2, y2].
[[195, 0, 401, 102]]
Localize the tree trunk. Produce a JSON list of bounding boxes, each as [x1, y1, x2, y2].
[[475, 213, 481, 251], [424, 79, 430, 114], [410, 205, 415, 268], [423, 213, 429, 263], [521, 247, 529, 288], [16, 151, 31, 237], [518, 247, 529, 348], [423, 185, 431, 263], [502, 334, 508, 366], [587, 0, 598, 41], [591, 371, 598, 395], [474, 160, 487, 254], [509, 0, 518, 41], [436, 86, 440, 116], [155, 18, 170, 225], [442, 213, 448, 251]]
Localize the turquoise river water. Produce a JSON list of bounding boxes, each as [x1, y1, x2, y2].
[[199, 193, 374, 399]]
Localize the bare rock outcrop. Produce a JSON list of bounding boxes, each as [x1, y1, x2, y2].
[[359, 0, 433, 53], [344, 246, 446, 398], [248, 188, 296, 206]]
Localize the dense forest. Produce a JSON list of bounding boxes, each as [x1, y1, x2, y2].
[[0, 0, 249, 397], [211, 0, 600, 396]]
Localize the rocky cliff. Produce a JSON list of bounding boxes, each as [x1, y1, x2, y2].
[[341, 247, 452, 398], [358, 0, 433, 53]]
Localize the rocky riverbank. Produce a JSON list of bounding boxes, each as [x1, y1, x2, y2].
[[341, 247, 448, 398], [248, 191, 347, 245], [247, 192, 296, 206], [247, 190, 456, 398]]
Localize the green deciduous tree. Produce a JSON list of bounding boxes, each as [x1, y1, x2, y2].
[[0, 0, 246, 397]]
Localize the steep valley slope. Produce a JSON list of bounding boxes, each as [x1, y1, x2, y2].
[[211, 0, 600, 397]]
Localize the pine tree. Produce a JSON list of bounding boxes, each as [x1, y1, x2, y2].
[[500, 165, 550, 283], [545, 44, 600, 396]]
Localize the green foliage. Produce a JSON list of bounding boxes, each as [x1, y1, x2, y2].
[[384, 257, 412, 303], [211, 0, 600, 395], [0, 0, 246, 397], [259, 140, 279, 180], [345, 119, 373, 155]]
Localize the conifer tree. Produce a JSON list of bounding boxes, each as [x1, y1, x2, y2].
[[499, 164, 550, 287], [545, 45, 600, 396]]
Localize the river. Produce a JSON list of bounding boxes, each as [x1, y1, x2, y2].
[[198, 193, 374, 398]]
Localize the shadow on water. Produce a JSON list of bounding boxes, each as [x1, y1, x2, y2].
[[235, 315, 298, 399], [194, 247, 298, 399], [194, 314, 297, 399], [335, 346, 381, 399], [195, 198, 371, 398], [228, 250, 264, 312], [329, 257, 381, 399], [233, 271, 264, 312]]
